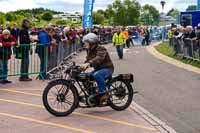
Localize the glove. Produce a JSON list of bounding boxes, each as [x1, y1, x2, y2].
[[80, 63, 90, 71], [0, 43, 2, 47]]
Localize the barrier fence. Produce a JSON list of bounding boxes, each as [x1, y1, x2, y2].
[[0, 41, 78, 80], [171, 38, 200, 62], [0, 32, 112, 80]]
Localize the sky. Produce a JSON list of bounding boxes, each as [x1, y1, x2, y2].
[[0, 0, 197, 13]]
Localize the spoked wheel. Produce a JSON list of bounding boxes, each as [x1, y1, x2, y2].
[[43, 79, 79, 116], [108, 79, 134, 111]]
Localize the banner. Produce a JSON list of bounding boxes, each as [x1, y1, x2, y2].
[[198, 0, 200, 10], [83, 0, 95, 29]]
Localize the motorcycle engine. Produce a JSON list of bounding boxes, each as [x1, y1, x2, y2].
[[87, 94, 97, 107]]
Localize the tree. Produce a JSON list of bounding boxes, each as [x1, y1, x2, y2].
[[186, 5, 197, 11], [167, 8, 175, 16], [97, 9, 105, 15], [0, 13, 5, 24], [92, 12, 105, 24], [140, 4, 160, 25], [5, 13, 13, 21], [167, 8, 180, 23], [42, 12, 53, 21], [56, 20, 67, 25], [106, 0, 141, 26], [0, 16, 4, 25]]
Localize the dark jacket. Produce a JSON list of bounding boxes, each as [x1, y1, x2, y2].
[[0, 35, 17, 59], [85, 45, 114, 72], [19, 26, 31, 46], [11, 28, 20, 40]]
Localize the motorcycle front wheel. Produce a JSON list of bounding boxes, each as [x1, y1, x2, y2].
[[43, 79, 79, 117]]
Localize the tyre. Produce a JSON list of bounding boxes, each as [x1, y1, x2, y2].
[[43, 79, 79, 116], [107, 79, 133, 111]]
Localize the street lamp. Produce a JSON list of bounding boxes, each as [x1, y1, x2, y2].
[[160, 1, 166, 42], [160, 1, 166, 13]]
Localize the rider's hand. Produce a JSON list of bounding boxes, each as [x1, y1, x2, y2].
[[0, 43, 2, 47], [80, 63, 90, 71]]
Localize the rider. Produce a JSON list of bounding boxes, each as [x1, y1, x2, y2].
[[81, 33, 114, 101]]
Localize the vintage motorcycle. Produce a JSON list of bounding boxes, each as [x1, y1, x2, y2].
[[42, 62, 137, 116]]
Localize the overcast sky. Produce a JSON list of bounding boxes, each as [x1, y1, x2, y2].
[[0, 0, 197, 13]]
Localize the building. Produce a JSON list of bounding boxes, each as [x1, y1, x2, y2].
[[53, 12, 82, 24], [160, 13, 176, 22]]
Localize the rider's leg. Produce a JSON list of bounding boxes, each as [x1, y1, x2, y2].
[[93, 68, 113, 94]]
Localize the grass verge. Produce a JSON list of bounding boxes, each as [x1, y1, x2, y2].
[[155, 42, 200, 68]]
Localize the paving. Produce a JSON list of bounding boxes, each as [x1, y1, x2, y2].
[[0, 44, 168, 133]]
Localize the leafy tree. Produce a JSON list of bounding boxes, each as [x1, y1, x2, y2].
[[97, 9, 105, 15], [106, 0, 141, 26], [167, 8, 180, 23], [140, 4, 160, 25], [56, 20, 67, 25], [5, 13, 13, 21], [92, 12, 105, 24], [42, 12, 53, 21], [0, 17, 4, 25], [186, 5, 197, 11]]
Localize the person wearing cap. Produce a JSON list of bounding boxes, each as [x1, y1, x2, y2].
[[0, 29, 17, 84], [19, 18, 32, 81], [81, 33, 114, 101]]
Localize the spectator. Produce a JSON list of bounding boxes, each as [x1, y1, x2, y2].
[[172, 27, 179, 56], [36, 27, 52, 80], [19, 18, 32, 81], [185, 26, 196, 57], [196, 25, 200, 58], [168, 28, 173, 46], [11, 23, 20, 40], [128, 28, 134, 47], [0, 29, 17, 84]]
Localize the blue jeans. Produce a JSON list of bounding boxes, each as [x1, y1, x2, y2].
[[0, 59, 8, 80], [92, 68, 113, 94], [116, 45, 123, 59]]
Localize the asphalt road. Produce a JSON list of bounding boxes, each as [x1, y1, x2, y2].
[[107, 45, 200, 133]]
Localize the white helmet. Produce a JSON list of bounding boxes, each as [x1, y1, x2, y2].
[[82, 33, 99, 45]]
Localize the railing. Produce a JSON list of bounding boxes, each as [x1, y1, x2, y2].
[[0, 41, 78, 80], [171, 37, 200, 62], [0, 32, 112, 80]]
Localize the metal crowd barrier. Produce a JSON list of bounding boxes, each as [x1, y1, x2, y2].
[[0, 33, 112, 80], [0, 41, 79, 80], [0, 43, 46, 79], [99, 32, 112, 44], [171, 38, 200, 62]]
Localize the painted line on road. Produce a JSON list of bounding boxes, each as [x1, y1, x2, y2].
[[0, 97, 157, 131], [0, 112, 95, 133], [0, 89, 42, 97], [129, 102, 178, 133]]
